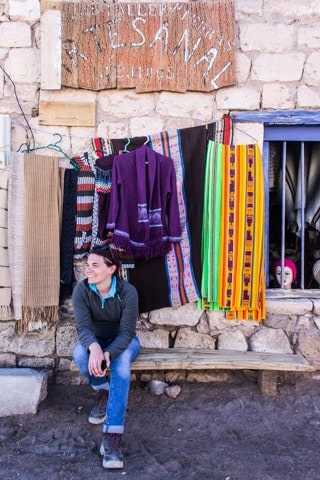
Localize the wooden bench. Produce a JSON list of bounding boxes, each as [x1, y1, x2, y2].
[[130, 348, 314, 396]]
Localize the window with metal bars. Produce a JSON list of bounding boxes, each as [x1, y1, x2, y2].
[[263, 125, 320, 290]]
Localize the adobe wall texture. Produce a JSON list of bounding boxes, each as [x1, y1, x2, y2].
[[0, 0, 320, 381]]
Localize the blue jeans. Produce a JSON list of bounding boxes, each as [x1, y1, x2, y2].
[[73, 336, 140, 434]]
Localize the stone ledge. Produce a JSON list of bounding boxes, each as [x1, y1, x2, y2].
[[0, 368, 48, 417]]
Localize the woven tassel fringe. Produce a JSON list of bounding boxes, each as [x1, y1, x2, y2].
[[15, 306, 59, 334]]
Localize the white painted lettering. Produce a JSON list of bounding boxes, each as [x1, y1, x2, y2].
[[149, 21, 169, 53], [193, 47, 218, 76], [210, 61, 232, 89], [172, 29, 202, 62], [106, 19, 126, 49], [131, 18, 146, 47]]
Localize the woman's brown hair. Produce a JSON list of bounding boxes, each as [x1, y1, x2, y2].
[[89, 246, 120, 274]]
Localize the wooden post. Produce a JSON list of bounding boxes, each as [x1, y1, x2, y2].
[[258, 371, 278, 396]]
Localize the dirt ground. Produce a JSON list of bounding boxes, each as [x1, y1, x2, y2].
[[0, 372, 320, 480]]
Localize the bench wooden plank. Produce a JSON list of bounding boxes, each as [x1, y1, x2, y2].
[[131, 349, 314, 373], [70, 348, 314, 396]]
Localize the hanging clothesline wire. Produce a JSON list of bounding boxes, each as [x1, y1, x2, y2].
[[1, 118, 261, 155]]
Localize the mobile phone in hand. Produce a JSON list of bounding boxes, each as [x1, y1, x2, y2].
[[101, 359, 107, 370]]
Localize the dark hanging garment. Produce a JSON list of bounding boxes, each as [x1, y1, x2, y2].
[[127, 257, 169, 314], [177, 123, 213, 289], [60, 168, 77, 301], [178, 116, 233, 290], [94, 153, 115, 243]]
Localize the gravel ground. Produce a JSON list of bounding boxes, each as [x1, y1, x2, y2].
[[0, 373, 319, 480]]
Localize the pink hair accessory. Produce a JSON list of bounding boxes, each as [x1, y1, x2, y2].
[[274, 258, 297, 282]]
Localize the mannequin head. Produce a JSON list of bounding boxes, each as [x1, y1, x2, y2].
[[274, 258, 297, 289]]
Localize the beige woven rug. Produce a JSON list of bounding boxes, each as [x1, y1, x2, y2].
[[0, 167, 12, 320], [19, 153, 61, 332]]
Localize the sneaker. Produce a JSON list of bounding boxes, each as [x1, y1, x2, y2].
[[88, 389, 107, 425], [100, 433, 124, 469]]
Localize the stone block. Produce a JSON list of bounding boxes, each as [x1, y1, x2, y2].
[[8, 0, 40, 22], [0, 22, 31, 48], [250, 327, 292, 354], [264, 314, 292, 329], [56, 323, 77, 357], [314, 317, 320, 329], [314, 299, 320, 316], [149, 303, 201, 327], [266, 298, 313, 316], [0, 322, 55, 357], [186, 370, 234, 383], [262, 84, 295, 110], [96, 121, 128, 139], [5, 48, 40, 83], [298, 27, 320, 49], [303, 52, 320, 86], [215, 85, 260, 110], [156, 91, 213, 121], [0, 206, 7, 226], [298, 330, 320, 369], [264, 0, 320, 18], [130, 116, 164, 137], [297, 85, 320, 108], [0, 227, 8, 247], [217, 330, 248, 351], [0, 353, 16, 367], [57, 358, 73, 371], [137, 330, 169, 348], [0, 368, 47, 416], [252, 53, 305, 82], [240, 24, 294, 52], [235, 53, 251, 83], [17, 356, 55, 369], [99, 90, 155, 118], [39, 90, 96, 127], [236, 0, 263, 16], [173, 327, 216, 349]]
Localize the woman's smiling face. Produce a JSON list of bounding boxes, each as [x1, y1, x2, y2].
[[85, 253, 115, 284]]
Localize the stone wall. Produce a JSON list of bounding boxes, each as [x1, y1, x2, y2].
[[1, 0, 320, 381]]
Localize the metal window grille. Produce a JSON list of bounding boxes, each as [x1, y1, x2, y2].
[[263, 125, 320, 290]]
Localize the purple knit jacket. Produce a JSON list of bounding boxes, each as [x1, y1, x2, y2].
[[106, 145, 181, 259]]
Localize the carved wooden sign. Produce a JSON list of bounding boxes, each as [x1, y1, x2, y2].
[[61, 1, 236, 92]]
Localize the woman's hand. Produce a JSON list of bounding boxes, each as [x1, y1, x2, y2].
[[88, 342, 106, 377], [103, 351, 111, 369]]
